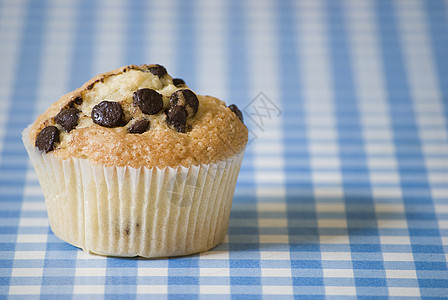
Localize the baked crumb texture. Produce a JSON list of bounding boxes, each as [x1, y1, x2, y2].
[[30, 64, 248, 168]]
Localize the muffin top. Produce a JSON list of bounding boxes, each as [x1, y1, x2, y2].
[[29, 64, 248, 169]]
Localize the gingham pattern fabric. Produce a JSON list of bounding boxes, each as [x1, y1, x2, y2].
[[1, 0, 448, 298]]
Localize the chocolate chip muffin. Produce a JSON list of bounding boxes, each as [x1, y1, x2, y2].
[[23, 64, 248, 258]]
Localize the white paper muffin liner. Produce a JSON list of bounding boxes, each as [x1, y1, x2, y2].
[[22, 126, 245, 258]]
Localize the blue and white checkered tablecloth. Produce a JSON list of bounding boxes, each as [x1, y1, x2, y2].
[[1, 0, 448, 298]]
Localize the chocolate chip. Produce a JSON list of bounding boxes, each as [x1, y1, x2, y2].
[[66, 96, 83, 109], [228, 104, 244, 123], [55, 107, 79, 132], [74, 96, 83, 105], [166, 105, 187, 133], [70, 96, 83, 106], [148, 64, 167, 77], [128, 120, 150, 134], [35, 126, 60, 153], [133, 89, 163, 115], [172, 78, 185, 87], [91, 101, 124, 128], [170, 89, 199, 118]]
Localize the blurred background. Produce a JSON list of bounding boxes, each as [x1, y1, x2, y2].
[[1, 0, 447, 297], [3, 0, 447, 204], [3, 0, 447, 194]]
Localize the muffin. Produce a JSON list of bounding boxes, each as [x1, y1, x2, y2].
[[22, 64, 248, 258]]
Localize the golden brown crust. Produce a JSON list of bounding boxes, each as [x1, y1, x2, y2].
[[29, 65, 248, 168], [29, 65, 150, 140]]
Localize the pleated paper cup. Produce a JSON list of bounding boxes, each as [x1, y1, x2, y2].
[[22, 126, 245, 258]]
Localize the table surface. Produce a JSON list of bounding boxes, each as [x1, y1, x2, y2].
[[1, 0, 448, 298]]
